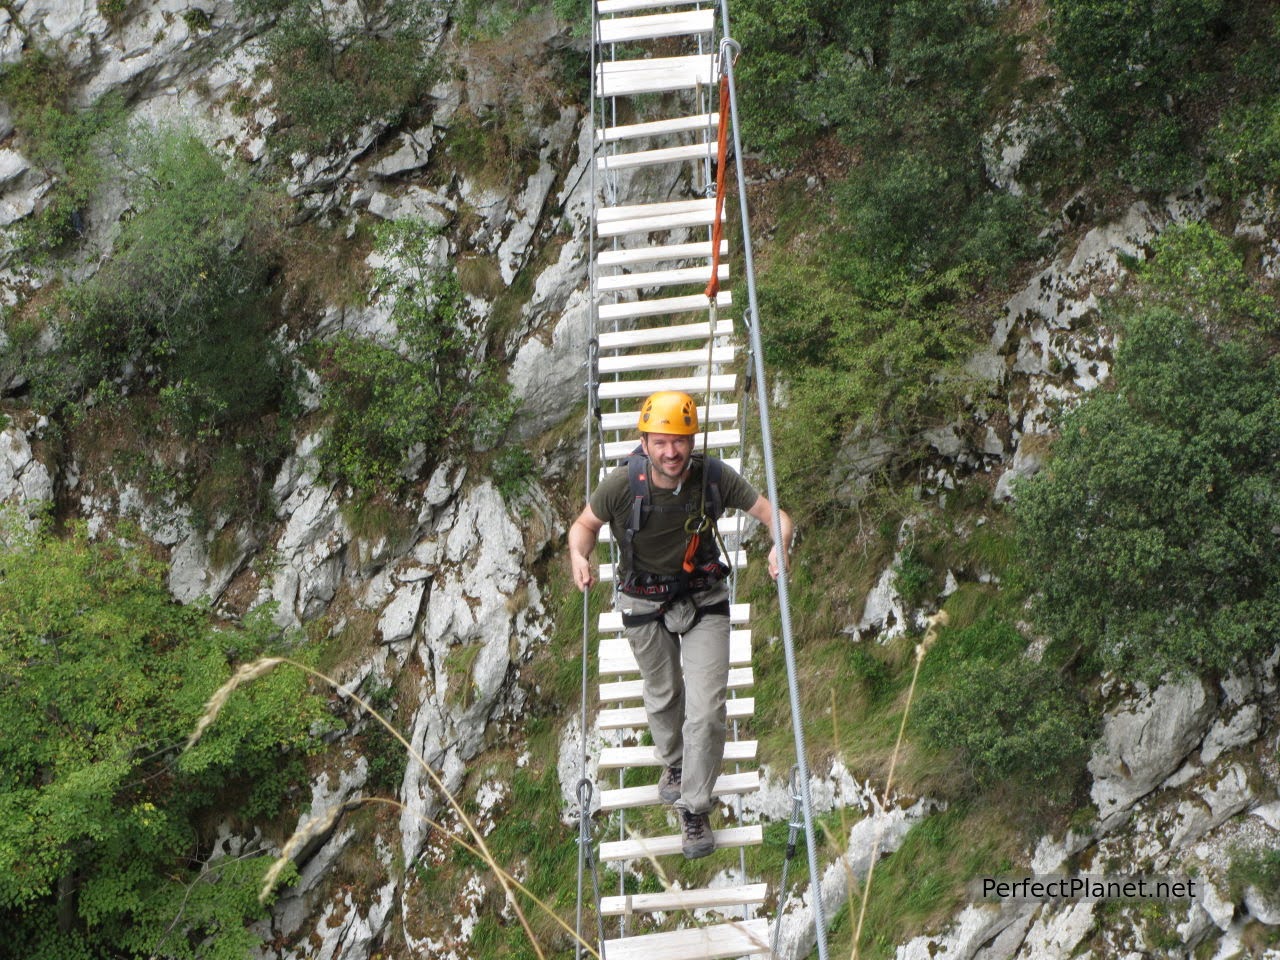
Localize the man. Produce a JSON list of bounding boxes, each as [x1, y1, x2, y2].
[[568, 391, 792, 858]]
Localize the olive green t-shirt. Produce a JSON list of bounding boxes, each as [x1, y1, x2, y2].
[[589, 455, 759, 577]]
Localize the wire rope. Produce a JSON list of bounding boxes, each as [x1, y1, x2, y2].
[[714, 7, 831, 958]]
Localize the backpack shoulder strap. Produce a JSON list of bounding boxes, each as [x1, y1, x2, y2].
[[704, 455, 724, 522], [622, 447, 648, 572]]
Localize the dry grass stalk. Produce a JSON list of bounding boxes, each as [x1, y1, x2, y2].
[[259, 801, 349, 901], [850, 610, 949, 959], [184, 656, 285, 751]]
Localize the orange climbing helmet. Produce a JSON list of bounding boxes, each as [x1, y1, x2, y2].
[[637, 391, 698, 435]]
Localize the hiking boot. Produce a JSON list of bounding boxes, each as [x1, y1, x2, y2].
[[679, 808, 715, 859], [657, 765, 682, 804]]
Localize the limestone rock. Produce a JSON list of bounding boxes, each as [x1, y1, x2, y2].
[[1200, 704, 1261, 764], [378, 579, 428, 646], [898, 905, 1029, 960], [854, 562, 908, 641], [0, 424, 53, 525], [168, 526, 255, 604], [1089, 680, 1215, 827], [1245, 885, 1280, 925], [368, 126, 436, 178], [1015, 901, 1096, 959], [832, 430, 896, 505], [994, 434, 1046, 501]]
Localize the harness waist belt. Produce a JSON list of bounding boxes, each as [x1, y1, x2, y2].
[[621, 599, 731, 628]]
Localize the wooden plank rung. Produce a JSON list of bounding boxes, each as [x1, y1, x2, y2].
[[599, 198, 714, 223], [598, 112, 720, 144], [599, 739, 756, 770], [598, 142, 714, 172], [597, 9, 715, 44], [598, 264, 728, 293], [599, 882, 769, 917], [597, 319, 734, 350], [598, 345, 734, 374], [597, 239, 727, 268], [597, 54, 719, 98], [596, 374, 736, 400], [599, 698, 754, 732], [598, 0, 709, 14], [599, 824, 764, 862], [599, 630, 751, 676]]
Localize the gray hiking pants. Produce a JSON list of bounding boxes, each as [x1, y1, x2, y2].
[[618, 579, 731, 814]]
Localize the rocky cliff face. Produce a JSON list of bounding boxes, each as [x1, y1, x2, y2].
[[3, 3, 1280, 959]]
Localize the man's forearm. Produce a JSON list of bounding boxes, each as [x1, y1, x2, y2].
[[568, 520, 598, 564]]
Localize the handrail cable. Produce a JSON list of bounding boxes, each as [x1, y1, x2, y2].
[[714, 8, 831, 957]]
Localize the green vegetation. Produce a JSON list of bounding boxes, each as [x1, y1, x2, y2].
[[1043, 0, 1280, 194], [737, 1, 1045, 517], [492, 445, 536, 501], [1017, 225, 1280, 681], [914, 617, 1092, 796], [236, 0, 436, 154], [313, 219, 515, 495], [1229, 847, 1280, 903], [0, 523, 326, 959], [26, 129, 288, 434], [0, 48, 127, 257]]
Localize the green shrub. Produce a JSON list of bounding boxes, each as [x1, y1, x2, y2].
[[1139, 223, 1278, 333], [0, 524, 325, 958], [28, 129, 290, 437], [493, 445, 536, 501], [761, 256, 981, 514], [238, 0, 436, 153], [315, 219, 515, 494], [1016, 303, 1280, 681], [893, 545, 934, 609], [735, 0, 1040, 275], [914, 650, 1091, 795], [1045, 0, 1239, 191], [1208, 96, 1280, 199], [1228, 847, 1280, 902]]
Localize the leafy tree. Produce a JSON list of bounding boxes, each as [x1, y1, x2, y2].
[[1043, 0, 1267, 191], [315, 219, 515, 494], [0, 523, 326, 958], [1016, 234, 1280, 679]]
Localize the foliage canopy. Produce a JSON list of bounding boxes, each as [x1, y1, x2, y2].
[[1016, 227, 1280, 680], [0, 523, 325, 958]]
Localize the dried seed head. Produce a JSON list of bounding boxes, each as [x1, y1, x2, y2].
[[185, 657, 285, 752]]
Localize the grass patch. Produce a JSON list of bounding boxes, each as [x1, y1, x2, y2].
[[834, 804, 1019, 960]]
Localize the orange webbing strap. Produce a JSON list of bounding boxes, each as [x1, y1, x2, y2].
[[704, 72, 732, 301], [682, 528, 701, 574]]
